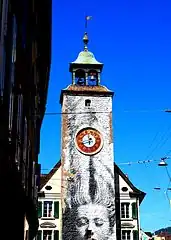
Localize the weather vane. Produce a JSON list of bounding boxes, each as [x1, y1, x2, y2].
[[85, 15, 92, 30]]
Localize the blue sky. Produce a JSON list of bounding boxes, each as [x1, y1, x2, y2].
[[39, 0, 171, 232]]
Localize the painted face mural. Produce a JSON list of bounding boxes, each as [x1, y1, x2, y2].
[[63, 159, 115, 240], [76, 203, 110, 240]]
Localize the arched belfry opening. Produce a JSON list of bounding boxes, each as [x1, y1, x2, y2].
[[87, 70, 98, 86], [69, 32, 103, 86], [75, 69, 86, 86]]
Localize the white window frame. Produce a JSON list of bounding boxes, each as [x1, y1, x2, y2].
[[121, 230, 131, 240], [43, 201, 54, 218], [121, 202, 130, 219]]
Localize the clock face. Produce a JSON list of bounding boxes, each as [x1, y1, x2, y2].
[[75, 128, 103, 155]]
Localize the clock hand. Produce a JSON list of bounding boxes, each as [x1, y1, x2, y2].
[[88, 133, 93, 141], [82, 139, 93, 145], [88, 133, 91, 140]]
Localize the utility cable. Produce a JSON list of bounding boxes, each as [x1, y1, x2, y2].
[[44, 111, 111, 115], [40, 108, 168, 116], [144, 130, 161, 161], [40, 158, 162, 171], [143, 124, 171, 161]]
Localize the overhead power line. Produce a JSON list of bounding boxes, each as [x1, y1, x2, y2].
[[123, 109, 166, 113], [44, 111, 111, 115], [144, 126, 171, 161], [43, 109, 169, 116], [117, 158, 160, 166], [41, 157, 170, 171]]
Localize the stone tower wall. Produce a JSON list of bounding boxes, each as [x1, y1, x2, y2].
[[61, 92, 116, 240]]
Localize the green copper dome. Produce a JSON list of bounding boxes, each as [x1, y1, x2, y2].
[[72, 50, 102, 65]]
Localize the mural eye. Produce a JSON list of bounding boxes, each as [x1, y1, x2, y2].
[[76, 217, 89, 227], [94, 218, 104, 227]]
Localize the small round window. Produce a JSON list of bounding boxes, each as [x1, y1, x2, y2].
[[45, 185, 52, 190], [121, 187, 128, 192]]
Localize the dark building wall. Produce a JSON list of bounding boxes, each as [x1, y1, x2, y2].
[[0, 0, 51, 239]]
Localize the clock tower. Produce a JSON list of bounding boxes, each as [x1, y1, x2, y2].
[[60, 33, 116, 240]]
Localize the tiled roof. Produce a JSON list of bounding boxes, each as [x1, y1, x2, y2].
[[39, 160, 146, 203], [65, 84, 112, 93]]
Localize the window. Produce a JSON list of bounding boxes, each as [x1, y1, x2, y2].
[[38, 201, 59, 219], [43, 230, 52, 240], [122, 187, 128, 192], [121, 203, 130, 218], [122, 230, 131, 240], [37, 230, 59, 240], [85, 99, 91, 107], [44, 201, 53, 217], [45, 185, 52, 190]]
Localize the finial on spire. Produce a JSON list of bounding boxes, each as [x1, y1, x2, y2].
[[83, 32, 89, 51], [83, 16, 92, 51]]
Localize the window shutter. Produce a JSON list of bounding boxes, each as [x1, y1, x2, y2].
[[38, 201, 42, 218], [132, 202, 138, 219], [37, 230, 42, 240], [54, 201, 59, 218], [54, 230, 59, 240], [133, 230, 139, 240]]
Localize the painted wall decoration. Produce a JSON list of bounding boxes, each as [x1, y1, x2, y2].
[[61, 94, 116, 240]]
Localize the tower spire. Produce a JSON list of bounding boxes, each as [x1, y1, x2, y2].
[[69, 19, 103, 86]]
